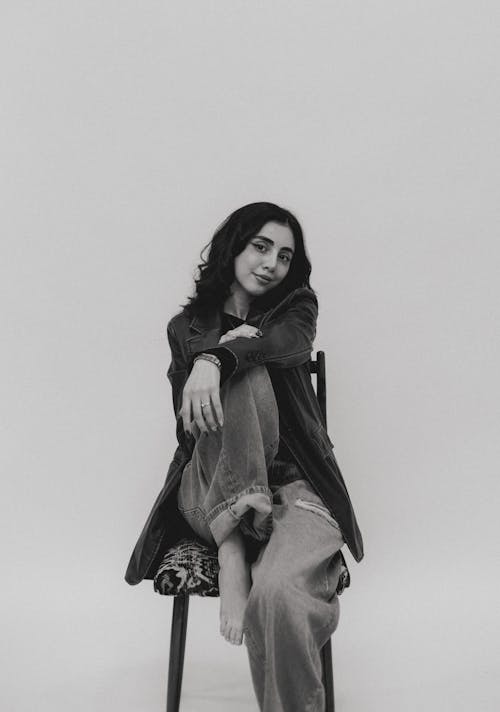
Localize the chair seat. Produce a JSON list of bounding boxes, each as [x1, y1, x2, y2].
[[154, 537, 351, 598], [154, 539, 220, 597]]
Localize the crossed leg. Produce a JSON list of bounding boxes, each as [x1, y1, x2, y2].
[[243, 478, 345, 711], [177, 365, 279, 644]]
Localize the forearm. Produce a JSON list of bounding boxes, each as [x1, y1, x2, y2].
[[189, 291, 318, 383]]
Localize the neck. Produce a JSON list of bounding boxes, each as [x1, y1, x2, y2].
[[224, 285, 252, 320]]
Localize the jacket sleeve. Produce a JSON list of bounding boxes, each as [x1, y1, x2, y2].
[[166, 320, 189, 437], [189, 288, 318, 384]]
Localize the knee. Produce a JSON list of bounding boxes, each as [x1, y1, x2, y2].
[[245, 365, 274, 397], [223, 366, 278, 421], [246, 364, 270, 382], [247, 366, 278, 413], [330, 595, 340, 633], [246, 574, 298, 618], [222, 365, 272, 399]]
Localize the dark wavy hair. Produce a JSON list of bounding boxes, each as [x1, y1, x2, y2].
[[181, 202, 314, 318]]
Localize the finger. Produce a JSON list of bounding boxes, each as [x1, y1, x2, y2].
[[211, 390, 224, 429], [192, 399, 208, 434], [219, 332, 234, 344], [234, 331, 257, 339], [181, 393, 192, 434], [200, 393, 218, 431]]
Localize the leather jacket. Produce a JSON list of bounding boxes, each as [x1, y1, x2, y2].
[[124, 286, 364, 585]]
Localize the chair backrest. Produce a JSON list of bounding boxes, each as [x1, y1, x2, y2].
[[310, 351, 327, 428]]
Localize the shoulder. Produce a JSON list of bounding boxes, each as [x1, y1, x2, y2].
[[167, 309, 189, 329], [166, 309, 190, 340], [267, 286, 318, 319], [291, 286, 318, 305]]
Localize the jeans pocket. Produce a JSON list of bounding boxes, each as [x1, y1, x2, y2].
[[294, 498, 342, 532], [177, 502, 205, 529], [177, 493, 213, 543]]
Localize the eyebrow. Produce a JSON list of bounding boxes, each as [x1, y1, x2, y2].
[[253, 235, 295, 255]]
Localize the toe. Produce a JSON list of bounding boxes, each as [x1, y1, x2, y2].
[[231, 627, 242, 645], [225, 625, 234, 644]]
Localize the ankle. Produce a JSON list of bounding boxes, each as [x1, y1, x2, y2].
[[218, 529, 246, 565]]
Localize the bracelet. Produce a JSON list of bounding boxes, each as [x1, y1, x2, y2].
[[193, 353, 222, 369]]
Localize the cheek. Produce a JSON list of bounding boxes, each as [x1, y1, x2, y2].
[[239, 250, 259, 272], [234, 252, 256, 279], [276, 262, 291, 282]]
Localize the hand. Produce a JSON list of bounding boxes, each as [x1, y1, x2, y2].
[[218, 324, 263, 344], [181, 358, 224, 435]]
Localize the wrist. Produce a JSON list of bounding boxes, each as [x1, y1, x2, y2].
[[193, 353, 222, 370]]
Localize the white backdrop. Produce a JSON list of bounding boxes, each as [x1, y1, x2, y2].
[[2, 2, 498, 711]]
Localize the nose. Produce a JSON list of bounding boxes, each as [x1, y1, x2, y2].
[[262, 250, 278, 272]]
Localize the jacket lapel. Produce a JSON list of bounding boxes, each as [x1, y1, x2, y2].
[[186, 309, 223, 355], [184, 287, 303, 356]]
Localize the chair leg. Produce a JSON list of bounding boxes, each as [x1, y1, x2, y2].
[[166, 594, 190, 712], [321, 638, 335, 712]]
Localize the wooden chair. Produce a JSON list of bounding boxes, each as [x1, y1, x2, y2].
[[156, 351, 337, 712]]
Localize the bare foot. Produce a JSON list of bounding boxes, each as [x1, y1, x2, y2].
[[218, 530, 251, 645]]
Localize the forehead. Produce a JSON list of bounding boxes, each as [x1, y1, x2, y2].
[[255, 221, 295, 250]]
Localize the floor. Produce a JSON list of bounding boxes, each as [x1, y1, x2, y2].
[[3, 561, 498, 712]]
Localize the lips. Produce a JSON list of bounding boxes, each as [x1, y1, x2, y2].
[[254, 273, 272, 284]]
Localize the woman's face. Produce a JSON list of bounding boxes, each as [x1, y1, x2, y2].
[[232, 221, 295, 300]]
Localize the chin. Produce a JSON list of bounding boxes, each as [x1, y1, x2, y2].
[[243, 279, 267, 295], [246, 287, 265, 298]]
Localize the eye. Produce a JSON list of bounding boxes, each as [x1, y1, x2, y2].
[[279, 253, 291, 263], [252, 242, 267, 252]]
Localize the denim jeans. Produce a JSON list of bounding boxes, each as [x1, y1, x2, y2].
[[177, 366, 345, 712], [177, 365, 280, 547]]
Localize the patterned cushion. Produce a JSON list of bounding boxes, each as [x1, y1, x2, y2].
[[154, 538, 220, 597], [335, 551, 351, 595], [153, 538, 351, 598]]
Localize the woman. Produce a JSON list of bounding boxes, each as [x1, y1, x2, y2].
[[125, 202, 364, 712]]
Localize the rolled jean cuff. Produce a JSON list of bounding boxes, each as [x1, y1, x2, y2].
[[207, 485, 274, 547]]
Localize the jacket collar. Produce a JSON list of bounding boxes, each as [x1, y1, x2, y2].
[[187, 286, 308, 335], [188, 310, 221, 335]]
